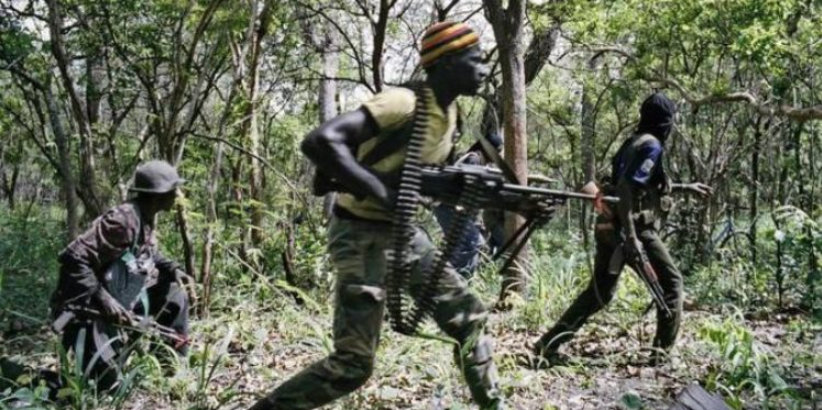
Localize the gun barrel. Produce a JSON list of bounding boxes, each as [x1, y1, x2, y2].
[[501, 183, 620, 203], [649, 282, 673, 318]]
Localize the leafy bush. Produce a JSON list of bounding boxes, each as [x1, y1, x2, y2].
[[698, 314, 799, 409]]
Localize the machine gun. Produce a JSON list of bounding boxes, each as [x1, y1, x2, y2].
[[419, 164, 618, 270], [379, 162, 621, 334], [420, 164, 622, 214]]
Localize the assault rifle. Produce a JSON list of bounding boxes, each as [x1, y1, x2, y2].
[[586, 182, 672, 318], [622, 242, 673, 318], [53, 305, 189, 348]]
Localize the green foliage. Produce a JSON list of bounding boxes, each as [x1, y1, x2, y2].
[[0, 206, 62, 329], [618, 391, 643, 410], [698, 314, 799, 409], [685, 208, 821, 317], [0, 16, 35, 64]]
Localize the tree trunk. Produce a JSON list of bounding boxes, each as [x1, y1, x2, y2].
[[44, 84, 79, 240], [485, 0, 528, 306], [244, 0, 273, 248], [580, 57, 599, 271], [0, 142, 21, 211], [370, 0, 392, 92], [85, 54, 104, 126], [480, 24, 559, 135], [749, 117, 762, 268], [176, 205, 196, 279], [524, 25, 561, 84], [200, 40, 246, 315], [46, 0, 103, 218], [171, 157, 197, 286], [774, 126, 795, 308], [247, 71, 264, 247], [806, 121, 820, 316], [200, 137, 225, 316], [1, 162, 20, 211], [580, 92, 597, 184]]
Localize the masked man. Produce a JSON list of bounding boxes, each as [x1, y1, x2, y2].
[[532, 93, 712, 365]]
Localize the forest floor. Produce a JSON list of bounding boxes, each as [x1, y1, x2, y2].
[[1, 210, 821, 409]]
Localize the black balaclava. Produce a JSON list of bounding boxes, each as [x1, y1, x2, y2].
[[636, 92, 677, 142], [610, 92, 677, 184]]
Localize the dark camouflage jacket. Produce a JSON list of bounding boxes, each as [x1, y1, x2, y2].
[[51, 201, 180, 311]]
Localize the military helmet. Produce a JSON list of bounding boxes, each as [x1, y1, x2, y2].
[[129, 160, 185, 194]]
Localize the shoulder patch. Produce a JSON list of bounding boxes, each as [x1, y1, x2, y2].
[[640, 158, 655, 174]]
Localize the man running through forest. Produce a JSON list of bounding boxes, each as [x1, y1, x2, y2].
[[49, 160, 192, 390], [531, 93, 712, 366], [249, 21, 505, 410]]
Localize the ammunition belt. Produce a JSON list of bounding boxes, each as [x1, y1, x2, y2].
[[384, 86, 482, 335], [386, 86, 431, 335]]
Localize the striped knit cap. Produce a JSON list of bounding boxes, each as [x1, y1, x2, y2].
[[420, 21, 480, 68]]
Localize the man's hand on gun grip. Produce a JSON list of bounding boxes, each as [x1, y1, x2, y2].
[[625, 235, 643, 259], [581, 181, 613, 219], [94, 288, 134, 325]]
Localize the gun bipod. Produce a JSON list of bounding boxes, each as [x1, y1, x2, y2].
[[493, 211, 555, 277]]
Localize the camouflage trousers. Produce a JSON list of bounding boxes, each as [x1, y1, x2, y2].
[[534, 221, 683, 356], [251, 216, 502, 409]]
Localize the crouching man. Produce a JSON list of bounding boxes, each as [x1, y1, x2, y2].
[[50, 160, 192, 390]]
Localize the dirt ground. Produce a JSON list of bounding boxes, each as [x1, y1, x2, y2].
[[4, 304, 818, 410]]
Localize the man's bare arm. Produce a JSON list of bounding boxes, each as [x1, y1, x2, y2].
[[301, 108, 393, 207], [670, 182, 713, 199]]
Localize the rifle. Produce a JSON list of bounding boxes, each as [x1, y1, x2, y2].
[[420, 164, 618, 215], [586, 182, 672, 318], [52, 305, 189, 349], [55, 246, 190, 347], [621, 242, 673, 318]]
